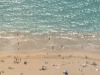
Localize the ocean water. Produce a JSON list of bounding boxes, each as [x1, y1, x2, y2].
[[0, 0, 100, 34]]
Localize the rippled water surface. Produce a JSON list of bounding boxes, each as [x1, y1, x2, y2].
[[0, 0, 100, 34]]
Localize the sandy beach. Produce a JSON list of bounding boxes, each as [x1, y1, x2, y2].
[[0, 50, 100, 75], [0, 32, 100, 75]]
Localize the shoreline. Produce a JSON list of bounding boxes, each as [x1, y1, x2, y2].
[[0, 31, 100, 51]]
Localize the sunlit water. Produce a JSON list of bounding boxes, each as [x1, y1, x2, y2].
[[0, 0, 100, 35]]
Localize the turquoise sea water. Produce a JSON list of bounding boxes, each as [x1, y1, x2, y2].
[[0, 0, 100, 34]]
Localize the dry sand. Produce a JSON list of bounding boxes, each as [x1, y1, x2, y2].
[[0, 50, 100, 75]]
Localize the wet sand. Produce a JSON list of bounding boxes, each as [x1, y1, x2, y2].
[[0, 31, 100, 51]]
